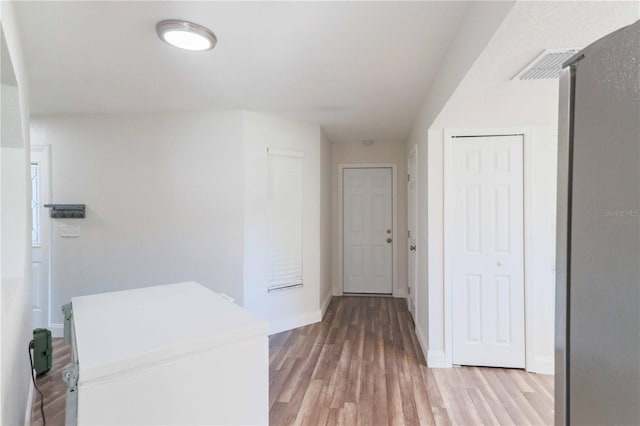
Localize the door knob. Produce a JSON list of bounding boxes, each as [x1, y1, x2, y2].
[[410, 245, 416, 251], [386, 238, 392, 243]]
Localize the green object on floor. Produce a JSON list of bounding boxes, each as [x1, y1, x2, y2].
[[33, 328, 52, 376]]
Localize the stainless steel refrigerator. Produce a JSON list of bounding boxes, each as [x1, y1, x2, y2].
[[556, 20, 639, 426]]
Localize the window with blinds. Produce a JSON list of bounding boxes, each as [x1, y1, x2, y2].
[[267, 148, 304, 291]]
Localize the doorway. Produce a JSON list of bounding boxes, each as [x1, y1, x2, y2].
[[31, 145, 51, 330], [447, 134, 525, 368], [342, 166, 394, 294]]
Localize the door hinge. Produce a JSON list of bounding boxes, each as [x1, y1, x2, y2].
[[63, 363, 79, 392], [408, 174, 411, 182], [408, 286, 411, 294], [408, 230, 411, 238]]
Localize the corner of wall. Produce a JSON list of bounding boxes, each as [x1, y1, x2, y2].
[[319, 129, 333, 311], [1, 2, 34, 425], [320, 291, 333, 320]]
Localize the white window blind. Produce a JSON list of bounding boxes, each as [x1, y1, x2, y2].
[[267, 148, 303, 291]]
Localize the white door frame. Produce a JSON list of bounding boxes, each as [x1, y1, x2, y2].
[[407, 145, 418, 319], [444, 128, 535, 371], [337, 163, 399, 297], [30, 144, 53, 331]]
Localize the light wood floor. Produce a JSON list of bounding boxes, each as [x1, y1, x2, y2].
[[33, 296, 553, 426], [269, 296, 553, 425]]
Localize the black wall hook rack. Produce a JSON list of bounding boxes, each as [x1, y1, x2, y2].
[[43, 204, 86, 219]]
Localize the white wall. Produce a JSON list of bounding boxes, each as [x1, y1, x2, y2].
[[30, 109, 330, 339], [424, 128, 445, 366], [1, 147, 26, 278], [331, 141, 407, 296], [404, 1, 515, 365], [243, 112, 324, 334], [30, 111, 246, 329], [407, 1, 515, 142], [432, 2, 640, 129], [414, 135, 430, 354], [319, 131, 332, 314], [0, 2, 33, 424], [526, 126, 558, 373]]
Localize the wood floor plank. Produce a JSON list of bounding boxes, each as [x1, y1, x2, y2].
[[337, 402, 357, 426], [411, 369, 437, 425], [524, 390, 555, 425], [483, 367, 532, 425], [329, 340, 352, 408], [433, 369, 476, 426], [495, 368, 547, 425], [397, 347, 421, 424], [455, 387, 486, 425], [270, 357, 299, 408], [34, 297, 554, 426], [468, 367, 516, 425], [356, 361, 376, 425], [292, 379, 324, 425], [422, 366, 446, 409], [467, 386, 502, 426], [324, 407, 340, 426]]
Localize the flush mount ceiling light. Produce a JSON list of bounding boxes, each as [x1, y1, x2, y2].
[[156, 20, 217, 51], [362, 140, 375, 145]]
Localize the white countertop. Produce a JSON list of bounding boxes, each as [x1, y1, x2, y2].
[[71, 281, 267, 384]]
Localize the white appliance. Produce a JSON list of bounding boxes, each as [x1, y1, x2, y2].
[[63, 282, 268, 425], [556, 20, 639, 426]]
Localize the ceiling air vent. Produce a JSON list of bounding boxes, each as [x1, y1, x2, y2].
[[514, 48, 580, 80]]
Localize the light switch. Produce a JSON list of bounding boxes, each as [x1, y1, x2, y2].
[[59, 223, 80, 238]]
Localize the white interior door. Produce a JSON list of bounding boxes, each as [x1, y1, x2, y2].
[[450, 135, 525, 368], [343, 167, 393, 294], [31, 146, 51, 329], [407, 149, 418, 318]]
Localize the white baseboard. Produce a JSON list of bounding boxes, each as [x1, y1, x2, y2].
[[415, 322, 429, 360], [320, 293, 333, 319], [408, 299, 416, 318], [49, 323, 63, 338], [531, 356, 554, 375], [394, 288, 407, 298], [268, 310, 322, 335], [427, 350, 451, 368], [24, 377, 34, 426]]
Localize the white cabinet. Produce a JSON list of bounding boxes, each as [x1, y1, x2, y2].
[[65, 282, 268, 425]]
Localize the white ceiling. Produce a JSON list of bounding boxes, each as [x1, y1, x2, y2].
[[433, 1, 640, 129], [15, 1, 470, 144]]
